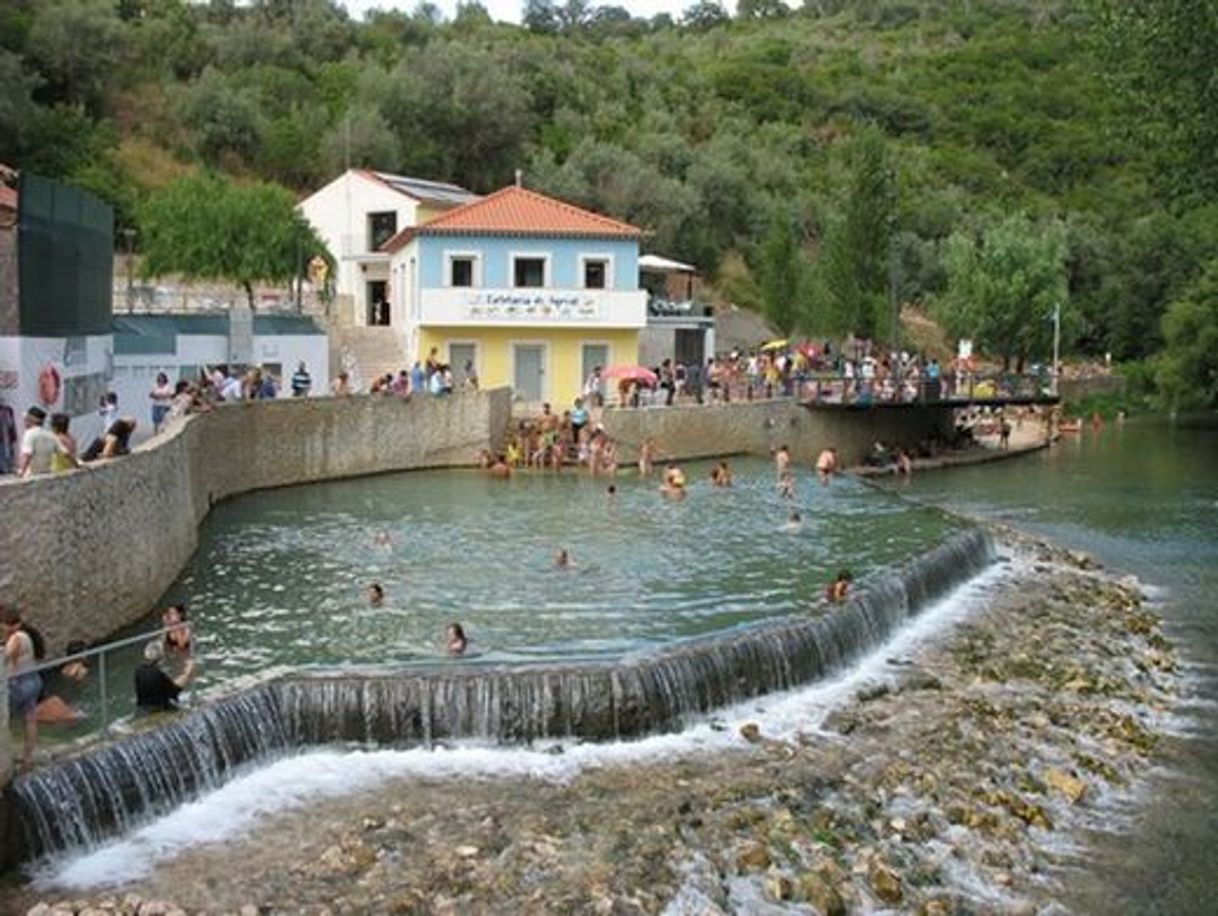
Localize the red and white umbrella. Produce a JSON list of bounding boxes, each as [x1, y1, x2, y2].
[[602, 365, 659, 386]]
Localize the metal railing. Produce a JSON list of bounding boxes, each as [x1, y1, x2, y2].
[[6, 623, 188, 739], [601, 372, 1058, 409]]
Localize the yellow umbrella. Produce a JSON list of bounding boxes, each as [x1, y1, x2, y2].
[[760, 338, 789, 351]]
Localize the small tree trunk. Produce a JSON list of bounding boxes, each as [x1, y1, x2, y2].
[[244, 281, 256, 311]]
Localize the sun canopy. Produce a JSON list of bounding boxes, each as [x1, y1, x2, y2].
[[639, 254, 697, 274]]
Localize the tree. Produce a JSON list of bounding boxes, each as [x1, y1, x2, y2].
[[817, 127, 896, 339], [1155, 258, 1218, 412], [682, 1, 730, 30], [934, 214, 1069, 372], [523, 0, 560, 33], [139, 174, 331, 310], [736, 0, 789, 19], [1090, 0, 1218, 201], [25, 0, 125, 110], [757, 213, 805, 335]]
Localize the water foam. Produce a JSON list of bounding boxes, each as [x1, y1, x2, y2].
[[35, 557, 1014, 891]]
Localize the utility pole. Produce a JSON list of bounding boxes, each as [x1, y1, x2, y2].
[[1052, 301, 1061, 396], [888, 233, 899, 352], [123, 227, 136, 313]]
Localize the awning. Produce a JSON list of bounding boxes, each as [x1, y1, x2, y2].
[[639, 253, 697, 274]]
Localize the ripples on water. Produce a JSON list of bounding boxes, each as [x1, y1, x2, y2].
[[47, 458, 957, 737]]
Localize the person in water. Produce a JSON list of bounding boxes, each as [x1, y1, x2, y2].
[[784, 510, 803, 532], [134, 605, 197, 711], [775, 444, 792, 479], [36, 640, 90, 724], [367, 583, 385, 606], [710, 460, 733, 487], [777, 471, 795, 500], [826, 569, 853, 603], [816, 447, 838, 485], [446, 622, 468, 656], [660, 464, 687, 498], [554, 548, 571, 568]]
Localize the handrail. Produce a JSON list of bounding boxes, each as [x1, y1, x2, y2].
[[5, 623, 189, 738]]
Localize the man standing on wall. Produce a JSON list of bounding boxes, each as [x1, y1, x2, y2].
[[291, 361, 312, 398]]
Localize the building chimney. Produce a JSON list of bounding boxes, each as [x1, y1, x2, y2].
[[514, 169, 523, 189]]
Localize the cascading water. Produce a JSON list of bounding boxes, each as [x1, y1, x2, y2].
[[7, 527, 994, 869]]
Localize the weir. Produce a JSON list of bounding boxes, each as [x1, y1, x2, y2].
[[3, 527, 994, 871]]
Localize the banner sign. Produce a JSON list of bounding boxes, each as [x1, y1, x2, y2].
[[465, 291, 600, 322]]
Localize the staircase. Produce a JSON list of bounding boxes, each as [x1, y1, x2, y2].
[[331, 326, 409, 391]]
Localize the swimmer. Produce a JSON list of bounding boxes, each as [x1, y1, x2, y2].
[[710, 460, 733, 487], [374, 531, 393, 548], [638, 438, 658, 478], [816, 447, 838, 485], [446, 622, 468, 656], [554, 548, 571, 568], [825, 569, 853, 603], [660, 464, 687, 499], [784, 510, 803, 532], [777, 471, 795, 500], [607, 484, 618, 497], [896, 448, 913, 476], [488, 455, 512, 479], [775, 444, 792, 478], [367, 583, 384, 607]]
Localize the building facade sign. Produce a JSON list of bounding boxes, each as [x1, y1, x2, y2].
[[466, 291, 600, 322]]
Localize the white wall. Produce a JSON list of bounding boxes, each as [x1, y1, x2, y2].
[[0, 334, 112, 448], [112, 333, 330, 444]]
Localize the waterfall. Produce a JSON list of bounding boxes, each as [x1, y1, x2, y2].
[[6, 528, 994, 868], [9, 685, 289, 865]]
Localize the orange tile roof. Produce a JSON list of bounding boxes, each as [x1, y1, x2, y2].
[[381, 186, 644, 252]]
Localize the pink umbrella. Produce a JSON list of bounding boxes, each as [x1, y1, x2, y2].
[[602, 365, 658, 386]]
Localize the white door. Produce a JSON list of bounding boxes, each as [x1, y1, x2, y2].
[[513, 345, 545, 402]]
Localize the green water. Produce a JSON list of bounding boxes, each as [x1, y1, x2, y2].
[[42, 457, 959, 739], [880, 420, 1218, 916]]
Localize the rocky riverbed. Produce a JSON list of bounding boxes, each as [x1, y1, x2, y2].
[[7, 530, 1177, 915]]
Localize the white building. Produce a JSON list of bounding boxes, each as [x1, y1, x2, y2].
[[297, 169, 478, 328], [110, 313, 329, 443]]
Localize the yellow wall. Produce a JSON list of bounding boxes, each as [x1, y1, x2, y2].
[[418, 326, 639, 408]]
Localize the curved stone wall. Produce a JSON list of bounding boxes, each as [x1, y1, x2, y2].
[[0, 389, 511, 657]]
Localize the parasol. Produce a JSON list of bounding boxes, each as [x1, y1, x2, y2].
[[602, 365, 659, 386]]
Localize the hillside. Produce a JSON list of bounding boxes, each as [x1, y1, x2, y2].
[[1, 0, 1214, 370]]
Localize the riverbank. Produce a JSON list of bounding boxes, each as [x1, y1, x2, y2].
[[7, 530, 1176, 914]]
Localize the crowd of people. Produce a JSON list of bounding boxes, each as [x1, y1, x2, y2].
[[597, 338, 1052, 410]]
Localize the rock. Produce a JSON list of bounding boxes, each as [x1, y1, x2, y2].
[[455, 845, 480, 858], [764, 873, 794, 902], [857, 683, 891, 702], [796, 872, 846, 916], [897, 670, 943, 692], [137, 902, 171, 916], [239, 906, 260, 916], [25, 905, 51, 916], [1044, 769, 1088, 805], [122, 895, 144, 912], [919, 900, 951, 916], [362, 816, 385, 831], [739, 722, 762, 743], [736, 841, 771, 871], [869, 863, 903, 904], [822, 710, 858, 735]]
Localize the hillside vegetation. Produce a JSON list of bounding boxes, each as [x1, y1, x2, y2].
[[1, 1, 1214, 400]]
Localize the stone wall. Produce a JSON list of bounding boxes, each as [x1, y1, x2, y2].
[[0, 388, 510, 660], [0, 222, 16, 334], [1058, 375, 1126, 403], [600, 400, 956, 467]]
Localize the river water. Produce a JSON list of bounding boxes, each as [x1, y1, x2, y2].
[[878, 420, 1218, 915]]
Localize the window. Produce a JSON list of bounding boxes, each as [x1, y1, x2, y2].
[[367, 211, 398, 251], [513, 256, 546, 288], [583, 259, 608, 289], [450, 257, 475, 287]]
